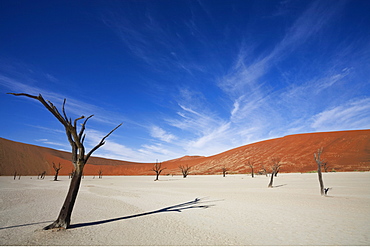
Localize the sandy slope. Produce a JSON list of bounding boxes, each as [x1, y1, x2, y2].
[[0, 172, 369, 245], [1, 129, 369, 176]]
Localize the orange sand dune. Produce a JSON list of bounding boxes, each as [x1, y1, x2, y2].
[[1, 129, 369, 176]]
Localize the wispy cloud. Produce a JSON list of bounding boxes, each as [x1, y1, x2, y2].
[[0, 70, 129, 127], [35, 139, 66, 148], [311, 98, 370, 131], [150, 126, 177, 143]]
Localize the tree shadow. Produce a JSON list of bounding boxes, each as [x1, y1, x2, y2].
[[0, 220, 54, 230], [69, 197, 218, 229], [273, 184, 287, 188]]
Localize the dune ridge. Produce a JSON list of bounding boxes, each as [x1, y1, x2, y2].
[[0, 129, 369, 176]]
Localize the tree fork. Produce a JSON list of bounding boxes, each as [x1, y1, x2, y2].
[[8, 93, 122, 230]]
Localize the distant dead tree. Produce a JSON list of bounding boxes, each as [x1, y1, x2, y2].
[[9, 93, 121, 230], [153, 160, 166, 181], [53, 162, 62, 181], [39, 171, 46, 179], [322, 161, 330, 173], [98, 169, 103, 179], [221, 166, 228, 177], [268, 158, 282, 188], [179, 165, 191, 178], [13, 171, 17, 180], [247, 160, 255, 178], [261, 165, 268, 177], [69, 169, 75, 179], [314, 147, 326, 195]]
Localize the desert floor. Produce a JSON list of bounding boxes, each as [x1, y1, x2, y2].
[[0, 172, 369, 246]]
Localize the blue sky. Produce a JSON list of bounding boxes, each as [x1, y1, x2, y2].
[[1, 0, 369, 162]]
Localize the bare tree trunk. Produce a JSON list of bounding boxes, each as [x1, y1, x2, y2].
[[179, 165, 191, 178], [53, 162, 62, 181], [9, 93, 121, 230], [268, 171, 274, 188], [153, 160, 165, 181], [247, 161, 254, 178], [222, 167, 227, 177], [314, 148, 325, 196], [267, 158, 281, 188], [44, 164, 84, 229], [317, 167, 324, 195]]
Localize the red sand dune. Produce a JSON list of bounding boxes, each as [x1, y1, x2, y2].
[[0, 129, 369, 176]]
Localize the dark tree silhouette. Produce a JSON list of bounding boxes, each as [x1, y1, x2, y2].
[[39, 171, 46, 179], [152, 160, 166, 181], [221, 166, 228, 177], [9, 93, 121, 230], [98, 169, 103, 179], [261, 166, 268, 177], [247, 160, 255, 178], [69, 169, 75, 179], [53, 162, 62, 181], [268, 158, 282, 188], [179, 165, 191, 178], [13, 171, 17, 180], [314, 147, 326, 195], [322, 161, 330, 173]]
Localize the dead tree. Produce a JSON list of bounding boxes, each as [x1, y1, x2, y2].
[[152, 160, 166, 181], [262, 166, 268, 177], [221, 166, 228, 177], [247, 160, 255, 178], [322, 162, 330, 173], [9, 93, 121, 230], [39, 171, 46, 179], [179, 165, 191, 178], [53, 162, 62, 181], [98, 169, 103, 179], [314, 147, 325, 196], [268, 158, 282, 188], [69, 169, 75, 179], [13, 171, 17, 180]]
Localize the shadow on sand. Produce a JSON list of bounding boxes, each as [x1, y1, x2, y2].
[[69, 197, 217, 229], [0, 220, 54, 230], [272, 184, 287, 188]]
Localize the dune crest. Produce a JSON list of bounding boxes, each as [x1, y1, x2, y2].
[[1, 129, 369, 176]]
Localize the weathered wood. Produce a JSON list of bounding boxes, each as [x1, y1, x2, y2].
[[53, 162, 62, 181], [153, 160, 166, 181], [268, 158, 282, 188], [179, 165, 191, 178], [9, 93, 121, 229], [314, 148, 325, 196]]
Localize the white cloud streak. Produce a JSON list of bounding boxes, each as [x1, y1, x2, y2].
[[311, 98, 370, 131], [150, 126, 177, 143]]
